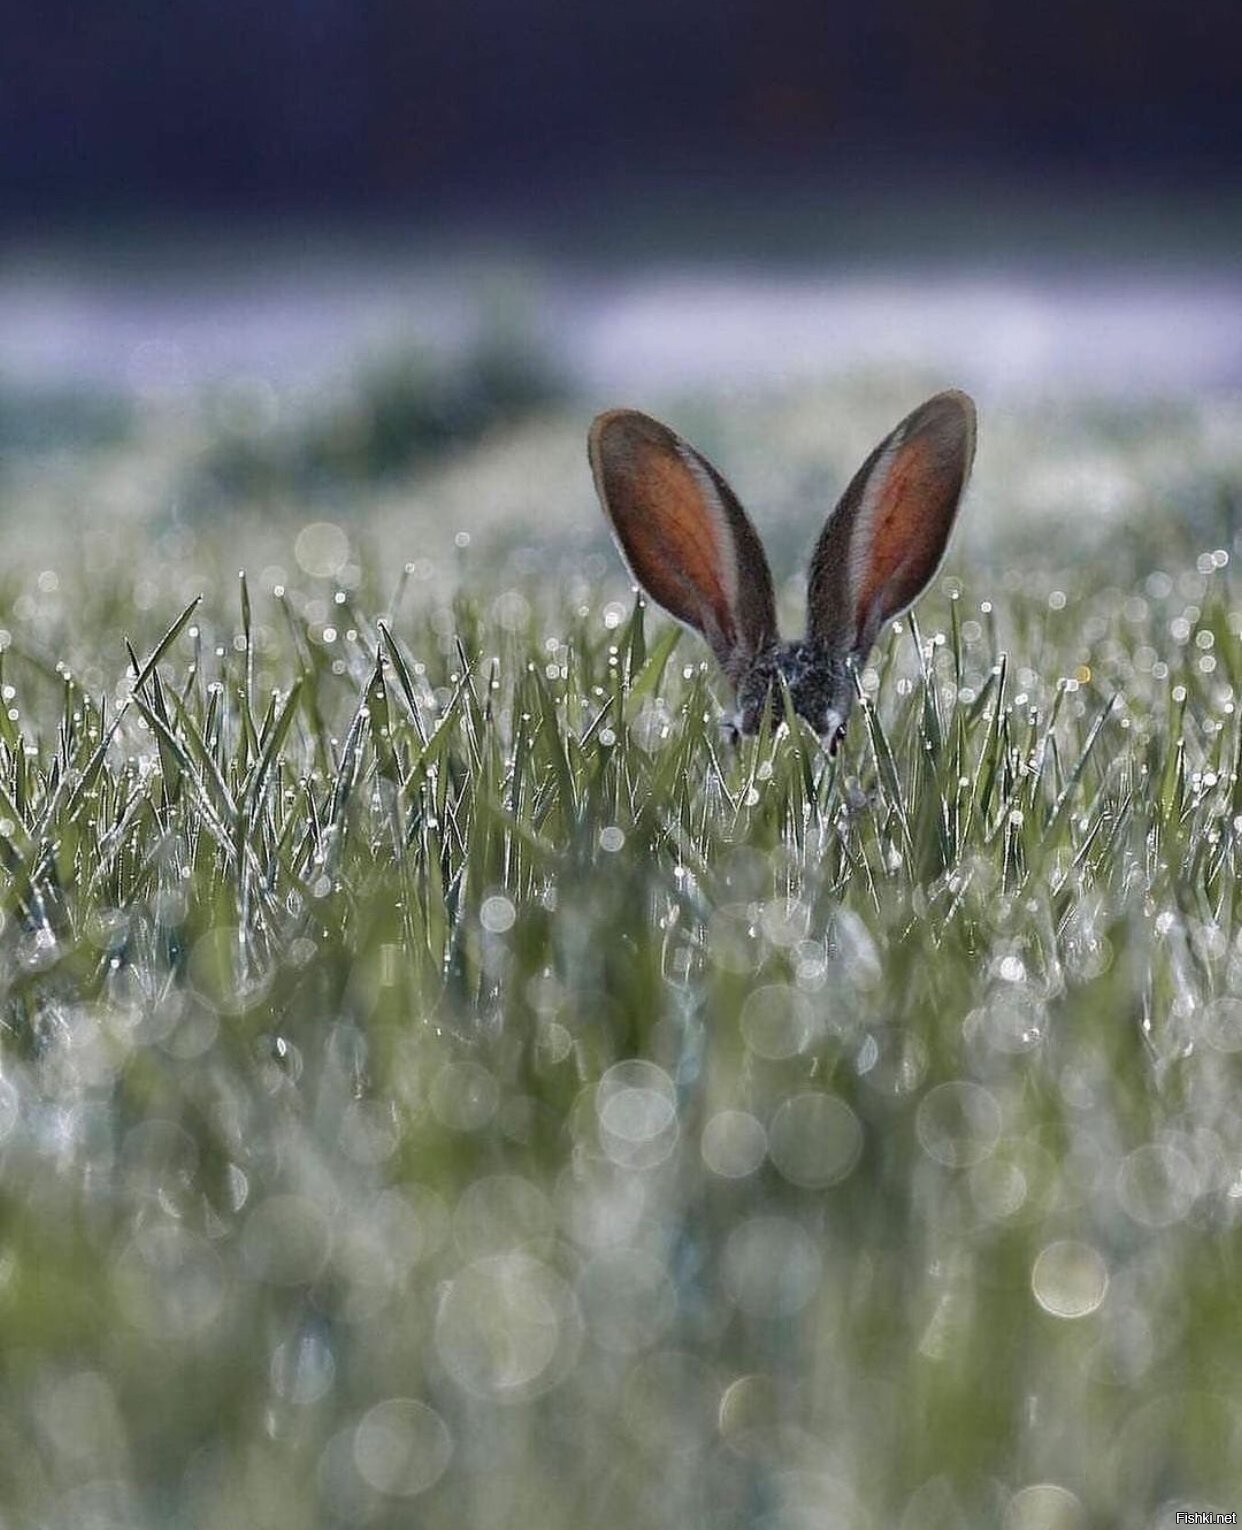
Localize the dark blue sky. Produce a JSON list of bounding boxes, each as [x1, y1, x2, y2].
[[4, 0, 1239, 221]]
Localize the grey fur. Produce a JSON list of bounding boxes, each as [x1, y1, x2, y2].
[[732, 639, 853, 746]]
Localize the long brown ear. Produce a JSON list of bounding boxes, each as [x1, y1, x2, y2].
[[807, 390, 976, 657], [589, 409, 778, 684]]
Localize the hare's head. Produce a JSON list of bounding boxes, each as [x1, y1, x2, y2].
[[588, 390, 976, 747]]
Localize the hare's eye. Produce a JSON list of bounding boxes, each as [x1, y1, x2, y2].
[[826, 723, 846, 757]]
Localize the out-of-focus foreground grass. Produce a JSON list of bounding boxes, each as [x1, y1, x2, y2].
[[0, 350, 1240, 1528]]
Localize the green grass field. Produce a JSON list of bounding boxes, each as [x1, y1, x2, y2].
[[0, 364, 1240, 1528]]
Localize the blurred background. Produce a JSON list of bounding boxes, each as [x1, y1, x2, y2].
[[1, 0, 1241, 571], [6, 0, 1242, 212], [3, 10, 1242, 1529]]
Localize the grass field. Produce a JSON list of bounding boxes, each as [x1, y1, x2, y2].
[[0, 358, 1240, 1528]]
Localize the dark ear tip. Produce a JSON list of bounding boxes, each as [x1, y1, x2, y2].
[[925, 388, 976, 427], [588, 408, 670, 471], [919, 389, 978, 470], [590, 407, 632, 438], [588, 409, 625, 462]]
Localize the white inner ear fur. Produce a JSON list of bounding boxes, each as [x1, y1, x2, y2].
[[845, 421, 909, 650], [678, 442, 741, 636]]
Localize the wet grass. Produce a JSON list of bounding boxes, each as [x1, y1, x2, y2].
[[0, 393, 1239, 1527]]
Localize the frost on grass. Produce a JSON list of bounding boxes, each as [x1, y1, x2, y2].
[[0, 499, 1238, 1527]]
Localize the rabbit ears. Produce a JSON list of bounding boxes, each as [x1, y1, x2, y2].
[[589, 390, 975, 673], [808, 390, 976, 656], [589, 409, 778, 683]]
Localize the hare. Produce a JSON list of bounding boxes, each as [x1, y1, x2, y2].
[[589, 389, 976, 747]]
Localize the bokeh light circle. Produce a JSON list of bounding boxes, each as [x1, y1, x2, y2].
[[701, 1109, 767, 1179], [353, 1398, 453, 1497], [916, 1081, 1002, 1167], [1031, 1240, 1108, 1319], [435, 1253, 582, 1403], [723, 1216, 823, 1318], [596, 1060, 679, 1169], [1003, 1483, 1087, 1530], [768, 1092, 863, 1189], [1116, 1142, 1200, 1228]]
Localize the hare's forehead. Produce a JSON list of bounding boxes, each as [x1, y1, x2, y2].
[[769, 641, 835, 685]]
